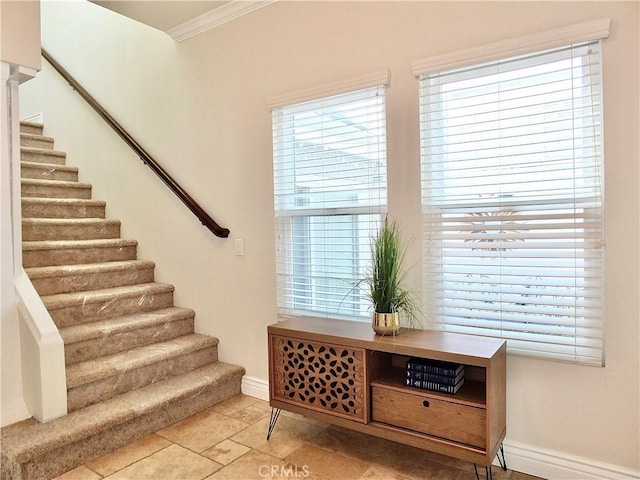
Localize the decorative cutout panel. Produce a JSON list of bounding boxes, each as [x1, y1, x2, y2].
[[271, 335, 366, 422]]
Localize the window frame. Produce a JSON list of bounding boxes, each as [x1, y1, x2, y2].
[[270, 73, 390, 321], [413, 19, 610, 366]]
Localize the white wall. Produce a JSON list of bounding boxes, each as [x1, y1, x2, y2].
[[19, 1, 639, 477]]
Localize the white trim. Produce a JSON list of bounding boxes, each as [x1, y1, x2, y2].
[[500, 439, 640, 480], [266, 69, 391, 110], [411, 17, 611, 76], [167, 0, 276, 43], [241, 375, 269, 401], [21, 112, 44, 124]]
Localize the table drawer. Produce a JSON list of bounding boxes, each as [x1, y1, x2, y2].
[[372, 386, 486, 449]]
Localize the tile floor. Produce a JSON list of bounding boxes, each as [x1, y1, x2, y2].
[[53, 395, 543, 480]]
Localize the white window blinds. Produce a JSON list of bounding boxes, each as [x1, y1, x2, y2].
[[273, 86, 387, 319], [419, 41, 605, 365]]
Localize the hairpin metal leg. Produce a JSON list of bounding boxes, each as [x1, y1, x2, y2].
[[496, 444, 507, 471], [266, 407, 281, 440], [474, 464, 493, 480]]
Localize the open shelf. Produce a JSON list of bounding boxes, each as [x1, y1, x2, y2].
[[371, 367, 487, 409]]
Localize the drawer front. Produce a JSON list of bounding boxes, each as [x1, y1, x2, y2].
[[372, 386, 486, 449], [271, 335, 366, 422]]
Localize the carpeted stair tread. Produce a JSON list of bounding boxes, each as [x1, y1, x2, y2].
[[0, 362, 245, 464], [20, 133, 54, 149], [23, 238, 138, 267], [21, 178, 91, 190], [21, 179, 92, 199], [60, 307, 195, 344], [21, 162, 78, 182], [61, 307, 195, 364], [42, 282, 174, 310], [22, 217, 121, 241], [65, 333, 218, 389], [20, 146, 67, 165], [23, 238, 136, 252], [22, 197, 106, 208], [25, 260, 155, 280], [20, 121, 44, 135], [25, 260, 155, 296], [21, 198, 106, 219]]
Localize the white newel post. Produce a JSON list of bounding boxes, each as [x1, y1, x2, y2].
[[1, 61, 67, 425]]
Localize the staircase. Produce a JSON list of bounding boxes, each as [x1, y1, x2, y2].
[[0, 122, 245, 480]]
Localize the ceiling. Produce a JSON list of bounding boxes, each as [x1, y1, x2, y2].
[[91, 1, 272, 41]]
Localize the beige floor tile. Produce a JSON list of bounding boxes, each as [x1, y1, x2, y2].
[[202, 439, 251, 465], [86, 433, 171, 476], [52, 466, 101, 480], [210, 394, 261, 415], [104, 444, 222, 480], [359, 465, 414, 480], [231, 415, 324, 459], [204, 449, 285, 480], [227, 402, 272, 424], [157, 408, 249, 452], [280, 409, 331, 427], [406, 460, 466, 480], [285, 444, 369, 479]]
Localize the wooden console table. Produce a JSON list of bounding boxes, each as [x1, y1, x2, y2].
[[267, 316, 507, 474]]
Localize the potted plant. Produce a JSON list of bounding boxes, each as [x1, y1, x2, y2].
[[367, 218, 421, 335]]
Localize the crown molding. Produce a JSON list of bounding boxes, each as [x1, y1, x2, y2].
[[167, 0, 276, 43]]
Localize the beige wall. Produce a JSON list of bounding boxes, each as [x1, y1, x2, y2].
[[19, 0, 639, 475], [1, 0, 41, 70]]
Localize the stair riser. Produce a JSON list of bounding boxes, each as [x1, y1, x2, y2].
[[22, 222, 120, 241], [30, 266, 155, 296], [21, 183, 91, 199], [21, 150, 66, 165], [21, 164, 78, 182], [20, 136, 54, 149], [67, 345, 218, 412], [64, 316, 195, 365], [20, 123, 44, 136], [2, 373, 242, 480], [22, 202, 105, 219], [46, 290, 175, 328], [23, 244, 137, 268]]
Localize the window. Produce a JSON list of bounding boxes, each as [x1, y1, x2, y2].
[[419, 41, 605, 365], [272, 85, 387, 319]]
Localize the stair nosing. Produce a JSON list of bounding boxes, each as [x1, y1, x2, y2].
[[60, 307, 196, 344], [20, 146, 66, 157], [21, 178, 91, 188], [21, 198, 106, 206], [65, 333, 219, 388], [25, 260, 156, 279], [22, 239, 138, 251], [21, 161, 78, 172], [22, 217, 120, 225], [20, 132, 54, 141], [41, 282, 175, 309]]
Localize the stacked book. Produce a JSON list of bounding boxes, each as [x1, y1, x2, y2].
[[404, 357, 465, 394]]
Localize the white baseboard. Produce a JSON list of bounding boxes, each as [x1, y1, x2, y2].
[[241, 375, 269, 401], [500, 440, 640, 480], [239, 377, 639, 480], [21, 112, 44, 124]]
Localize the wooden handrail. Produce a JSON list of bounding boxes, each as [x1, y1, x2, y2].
[[41, 48, 230, 238]]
